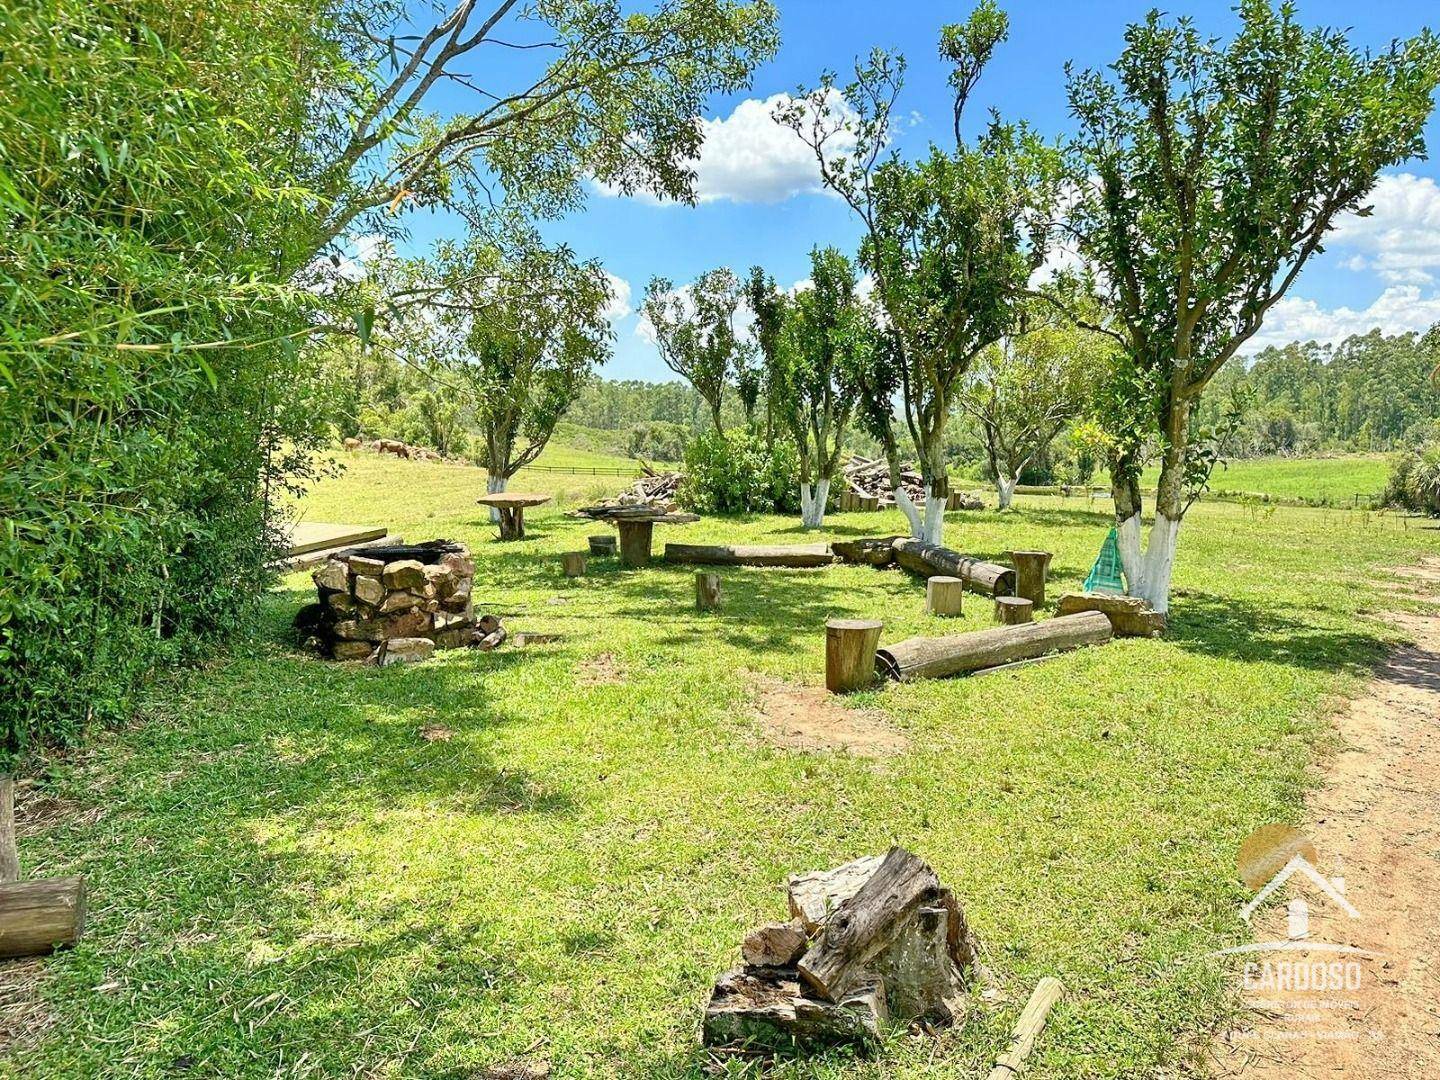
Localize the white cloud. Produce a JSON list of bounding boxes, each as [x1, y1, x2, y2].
[[602, 272, 633, 321], [1240, 285, 1440, 353], [1328, 172, 1440, 284], [598, 91, 857, 206]]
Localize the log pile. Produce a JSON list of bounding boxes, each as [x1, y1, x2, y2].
[[704, 848, 983, 1055], [573, 470, 684, 519], [837, 458, 985, 512], [296, 541, 506, 661]]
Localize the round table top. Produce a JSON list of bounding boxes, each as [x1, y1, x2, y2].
[[476, 492, 552, 508]]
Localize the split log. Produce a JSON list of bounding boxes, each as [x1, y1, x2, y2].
[[741, 921, 808, 968], [876, 611, 1113, 682], [1009, 550, 1053, 607], [616, 520, 654, 568], [831, 537, 902, 567], [891, 539, 1015, 597], [695, 572, 723, 612], [0, 877, 85, 959], [994, 596, 1033, 625], [703, 967, 886, 1051], [825, 619, 883, 694], [797, 847, 943, 1003], [986, 977, 1065, 1080], [663, 543, 834, 568], [587, 534, 617, 557], [561, 551, 587, 578], [926, 576, 964, 617]]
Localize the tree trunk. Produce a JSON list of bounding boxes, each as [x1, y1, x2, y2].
[[996, 474, 1017, 511], [800, 478, 830, 528], [1113, 402, 1189, 615], [876, 610, 1113, 681], [485, 472, 507, 524]]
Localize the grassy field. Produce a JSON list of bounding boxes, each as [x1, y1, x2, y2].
[[1141, 453, 1390, 505], [15, 458, 1439, 1078]]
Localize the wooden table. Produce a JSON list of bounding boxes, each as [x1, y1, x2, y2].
[[606, 511, 699, 567], [476, 492, 551, 540]]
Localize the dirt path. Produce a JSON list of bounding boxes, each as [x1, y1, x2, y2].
[[1210, 558, 1440, 1077]]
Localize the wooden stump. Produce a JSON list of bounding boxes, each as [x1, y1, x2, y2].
[[496, 505, 524, 540], [825, 619, 883, 694], [617, 520, 655, 568], [0, 877, 86, 958], [926, 576, 964, 617], [1009, 550, 1053, 607], [561, 551, 587, 578], [695, 572, 722, 611], [994, 596, 1033, 625], [587, 534, 616, 557]]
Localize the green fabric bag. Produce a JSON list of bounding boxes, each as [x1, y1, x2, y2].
[[1083, 527, 1127, 594]]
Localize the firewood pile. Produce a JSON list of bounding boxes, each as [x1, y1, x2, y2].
[[838, 458, 985, 512], [703, 847, 984, 1055], [294, 541, 507, 663], [573, 469, 684, 520]]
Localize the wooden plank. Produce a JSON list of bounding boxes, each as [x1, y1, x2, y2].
[[663, 543, 834, 568], [284, 523, 387, 557], [986, 977, 1064, 1080]]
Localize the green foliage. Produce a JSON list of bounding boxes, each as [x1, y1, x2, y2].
[[1386, 424, 1440, 515], [626, 421, 689, 463], [679, 429, 799, 514], [1067, 0, 1440, 529], [0, 0, 335, 761], [779, 5, 1063, 499], [405, 230, 613, 480], [643, 269, 753, 432]]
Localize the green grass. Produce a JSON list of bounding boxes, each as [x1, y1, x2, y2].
[[16, 460, 1439, 1078], [1141, 453, 1391, 505]]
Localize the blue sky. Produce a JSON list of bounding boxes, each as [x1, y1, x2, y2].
[[390, 1, 1440, 380]]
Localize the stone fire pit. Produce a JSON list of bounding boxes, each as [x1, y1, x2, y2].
[[299, 540, 490, 662]]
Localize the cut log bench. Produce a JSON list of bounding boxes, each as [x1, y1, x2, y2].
[[695, 572, 723, 611], [0, 776, 86, 959], [663, 542, 834, 568], [475, 492, 551, 540], [1009, 550, 1053, 607], [826, 619, 884, 693], [587, 534, 617, 557], [926, 576, 964, 617], [876, 610, 1113, 682], [561, 551, 587, 578], [994, 596, 1034, 625]]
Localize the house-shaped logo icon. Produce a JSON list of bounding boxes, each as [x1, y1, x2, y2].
[[1239, 852, 1360, 930]]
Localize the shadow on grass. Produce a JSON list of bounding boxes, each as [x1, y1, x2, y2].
[[1167, 590, 1387, 675]]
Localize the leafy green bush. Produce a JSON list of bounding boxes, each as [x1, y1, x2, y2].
[[679, 430, 799, 514], [0, 0, 333, 763], [1386, 440, 1440, 515]]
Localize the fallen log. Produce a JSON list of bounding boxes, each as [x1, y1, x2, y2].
[[0, 877, 86, 959], [890, 539, 1015, 597], [1054, 592, 1167, 637], [663, 543, 834, 568], [876, 611, 1113, 682]]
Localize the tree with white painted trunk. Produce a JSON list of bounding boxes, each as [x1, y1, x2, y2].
[[416, 229, 613, 518], [958, 300, 1105, 510], [748, 249, 870, 529], [778, 3, 1062, 543], [1067, 0, 1440, 614]]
